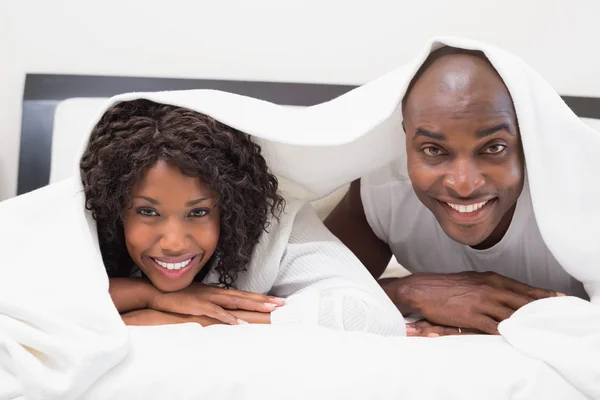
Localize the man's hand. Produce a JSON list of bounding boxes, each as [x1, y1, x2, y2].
[[381, 271, 564, 335], [149, 283, 284, 325]]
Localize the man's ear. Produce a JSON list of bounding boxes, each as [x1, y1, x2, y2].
[[401, 121, 406, 133]]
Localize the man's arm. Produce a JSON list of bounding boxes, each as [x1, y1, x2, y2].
[[324, 181, 562, 335], [324, 179, 392, 279]]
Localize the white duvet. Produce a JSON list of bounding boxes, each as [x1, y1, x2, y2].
[[1, 36, 599, 400]]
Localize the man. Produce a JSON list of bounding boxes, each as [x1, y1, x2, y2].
[[325, 46, 587, 337]]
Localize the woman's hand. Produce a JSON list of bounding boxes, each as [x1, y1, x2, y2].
[[121, 309, 219, 327], [121, 308, 271, 327], [148, 282, 284, 325], [381, 271, 563, 335], [406, 319, 482, 337]]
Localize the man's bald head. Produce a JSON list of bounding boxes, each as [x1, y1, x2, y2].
[[402, 46, 513, 116]]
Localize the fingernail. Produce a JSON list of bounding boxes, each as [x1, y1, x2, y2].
[[405, 326, 417, 335], [556, 292, 566, 297], [264, 302, 277, 309], [270, 297, 285, 304], [427, 333, 440, 338], [237, 319, 249, 325]]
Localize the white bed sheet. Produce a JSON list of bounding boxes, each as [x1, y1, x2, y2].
[[82, 324, 584, 400]]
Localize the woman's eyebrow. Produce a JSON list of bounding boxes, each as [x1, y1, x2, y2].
[[133, 196, 159, 205], [185, 197, 211, 207]]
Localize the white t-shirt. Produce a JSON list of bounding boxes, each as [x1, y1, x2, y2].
[[361, 159, 587, 298]]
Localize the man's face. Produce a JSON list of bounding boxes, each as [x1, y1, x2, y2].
[[404, 53, 525, 248]]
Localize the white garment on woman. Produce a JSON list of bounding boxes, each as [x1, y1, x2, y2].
[[361, 159, 587, 298], [244, 200, 405, 333], [132, 198, 405, 335]]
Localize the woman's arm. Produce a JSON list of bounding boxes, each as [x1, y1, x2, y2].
[[109, 277, 158, 314], [121, 309, 270, 326], [269, 202, 405, 336], [110, 278, 274, 325]]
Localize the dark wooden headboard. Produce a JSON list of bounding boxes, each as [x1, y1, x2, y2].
[[17, 73, 600, 195]]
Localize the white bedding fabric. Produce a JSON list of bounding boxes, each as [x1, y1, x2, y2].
[[1, 36, 599, 399], [202, 200, 405, 335]]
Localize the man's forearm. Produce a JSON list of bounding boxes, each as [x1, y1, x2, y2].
[[379, 276, 420, 316], [109, 277, 159, 313]]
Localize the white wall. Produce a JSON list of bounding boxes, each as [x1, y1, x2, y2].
[[1, 0, 599, 201]]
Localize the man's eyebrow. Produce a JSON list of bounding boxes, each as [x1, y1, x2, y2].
[[478, 123, 513, 138], [415, 128, 446, 141]]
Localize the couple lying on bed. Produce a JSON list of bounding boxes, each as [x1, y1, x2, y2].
[[91, 46, 587, 338]]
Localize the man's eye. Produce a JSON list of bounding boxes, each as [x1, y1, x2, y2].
[[138, 208, 158, 217], [189, 209, 209, 218], [422, 146, 444, 157], [484, 144, 507, 154]]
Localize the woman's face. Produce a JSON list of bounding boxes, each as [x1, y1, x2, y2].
[[122, 160, 220, 292]]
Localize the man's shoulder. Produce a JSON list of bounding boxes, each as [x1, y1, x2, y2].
[[359, 159, 431, 240]]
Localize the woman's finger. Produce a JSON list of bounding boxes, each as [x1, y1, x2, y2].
[[211, 293, 279, 312], [201, 285, 285, 305], [406, 319, 434, 336], [406, 320, 479, 337], [191, 302, 244, 325]]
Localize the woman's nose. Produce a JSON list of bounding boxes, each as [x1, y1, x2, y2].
[[159, 218, 188, 254]]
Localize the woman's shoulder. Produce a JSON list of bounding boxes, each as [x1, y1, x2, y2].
[[260, 198, 308, 247], [217, 199, 308, 290]]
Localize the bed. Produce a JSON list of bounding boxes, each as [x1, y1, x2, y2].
[[12, 73, 600, 400]]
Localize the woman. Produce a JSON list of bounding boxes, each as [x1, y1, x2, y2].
[[80, 98, 403, 334]]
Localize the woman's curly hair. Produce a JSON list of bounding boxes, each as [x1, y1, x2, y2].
[[80, 99, 285, 287]]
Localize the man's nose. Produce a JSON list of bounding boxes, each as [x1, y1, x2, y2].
[[443, 158, 485, 198]]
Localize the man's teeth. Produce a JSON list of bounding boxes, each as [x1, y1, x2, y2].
[[154, 258, 192, 270], [447, 200, 488, 213]]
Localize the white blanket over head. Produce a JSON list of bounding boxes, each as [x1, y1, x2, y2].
[[1, 36, 599, 400]]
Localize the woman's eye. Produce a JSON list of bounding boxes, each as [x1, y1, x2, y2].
[[422, 146, 445, 157], [138, 208, 158, 217], [484, 144, 507, 154], [189, 209, 209, 218]]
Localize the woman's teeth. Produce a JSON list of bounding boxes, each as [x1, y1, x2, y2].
[[153, 258, 192, 270], [447, 200, 489, 213]]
